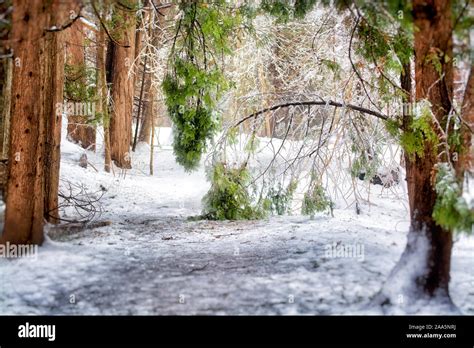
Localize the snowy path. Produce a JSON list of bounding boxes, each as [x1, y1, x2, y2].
[[0, 143, 473, 315]]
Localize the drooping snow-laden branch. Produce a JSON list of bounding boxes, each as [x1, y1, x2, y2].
[[209, 93, 403, 216], [234, 100, 389, 128]]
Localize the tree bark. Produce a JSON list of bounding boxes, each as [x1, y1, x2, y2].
[[400, 62, 415, 217], [109, 2, 137, 169], [1, 58, 12, 160], [133, 0, 149, 86], [150, 99, 155, 176], [1, 0, 70, 244], [65, 19, 96, 151], [138, 4, 171, 145], [138, 82, 154, 144], [132, 53, 148, 151], [96, 21, 112, 173], [392, 0, 455, 298], [42, 1, 69, 224], [2, 0, 47, 244], [455, 66, 473, 180]]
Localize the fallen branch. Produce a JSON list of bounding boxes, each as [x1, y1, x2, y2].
[[47, 220, 112, 240]]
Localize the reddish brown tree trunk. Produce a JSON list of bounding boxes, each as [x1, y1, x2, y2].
[[138, 84, 154, 144], [65, 19, 96, 151], [406, 0, 454, 296], [0, 58, 12, 199], [42, 1, 70, 224], [109, 2, 137, 169], [1, 58, 12, 161], [2, 0, 71, 243], [2, 0, 47, 245], [0, 58, 12, 160], [455, 66, 473, 179]]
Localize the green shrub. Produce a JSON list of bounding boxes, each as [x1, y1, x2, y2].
[[301, 184, 334, 218], [266, 180, 297, 215], [202, 163, 266, 220]]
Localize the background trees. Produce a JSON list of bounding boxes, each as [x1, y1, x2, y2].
[[65, 18, 97, 151]]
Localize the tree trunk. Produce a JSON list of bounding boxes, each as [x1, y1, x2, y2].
[[138, 8, 163, 145], [138, 83, 154, 144], [104, 39, 114, 171], [65, 19, 96, 151], [132, 53, 148, 151], [150, 100, 155, 176], [400, 62, 415, 217], [109, 3, 137, 169], [455, 66, 473, 180], [382, 0, 455, 306], [96, 20, 112, 173], [409, 0, 454, 296], [375, 0, 456, 310], [0, 0, 11, 162], [2, 0, 47, 244], [133, 0, 149, 86], [133, 2, 156, 150], [0, 59, 12, 201], [42, 1, 69, 224], [2, 0, 62, 244], [0, 58, 12, 160]]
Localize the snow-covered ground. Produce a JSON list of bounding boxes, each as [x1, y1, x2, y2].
[[0, 127, 473, 315]]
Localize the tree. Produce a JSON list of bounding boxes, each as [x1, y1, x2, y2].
[[1, 0, 77, 244], [65, 19, 97, 151], [108, 1, 137, 169], [42, 1, 73, 224], [96, 12, 112, 172], [0, 58, 12, 161], [345, 0, 473, 306], [403, 0, 454, 296], [455, 66, 473, 180], [0, 0, 12, 194], [138, 2, 173, 146], [132, 22, 150, 151], [137, 74, 154, 145]]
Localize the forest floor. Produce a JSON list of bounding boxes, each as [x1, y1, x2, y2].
[[0, 128, 473, 315]]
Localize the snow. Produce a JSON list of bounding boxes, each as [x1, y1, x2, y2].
[[373, 226, 461, 315], [0, 127, 473, 315]]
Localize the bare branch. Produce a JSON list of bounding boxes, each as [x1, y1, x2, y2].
[[235, 100, 389, 128]]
